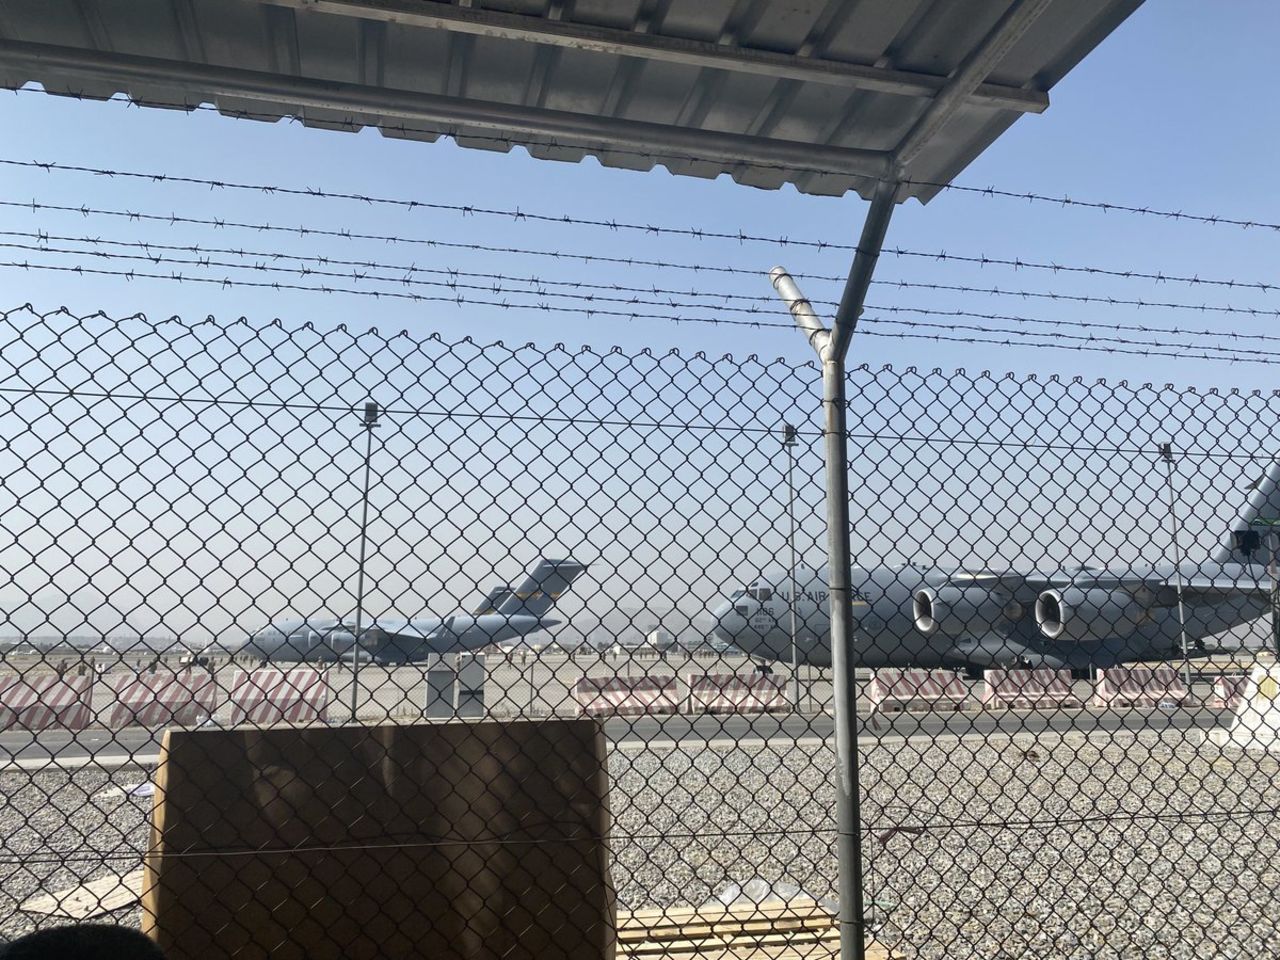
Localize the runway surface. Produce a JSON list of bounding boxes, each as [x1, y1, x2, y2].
[[0, 703, 1227, 768]]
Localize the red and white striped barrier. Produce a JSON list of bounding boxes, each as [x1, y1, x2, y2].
[[981, 669, 1081, 711], [868, 669, 969, 720], [685, 673, 786, 714], [1210, 674, 1250, 711], [1092, 666, 1190, 708], [0, 674, 93, 732], [229, 668, 329, 725], [571, 676, 680, 717], [108, 669, 216, 728]]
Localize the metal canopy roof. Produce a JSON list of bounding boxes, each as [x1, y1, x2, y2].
[[0, 0, 1142, 201]]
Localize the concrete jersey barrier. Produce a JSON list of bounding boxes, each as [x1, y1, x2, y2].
[[982, 669, 1080, 710], [1092, 666, 1190, 708], [571, 675, 680, 717], [0, 674, 93, 732], [109, 669, 216, 728], [1209, 674, 1250, 711], [1206, 665, 1280, 754], [229, 667, 330, 725], [685, 673, 786, 713], [868, 669, 968, 716]]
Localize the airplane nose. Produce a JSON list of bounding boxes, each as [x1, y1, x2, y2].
[[710, 600, 739, 642]]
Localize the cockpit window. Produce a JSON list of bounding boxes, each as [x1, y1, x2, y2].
[[729, 590, 746, 600], [748, 587, 773, 602]]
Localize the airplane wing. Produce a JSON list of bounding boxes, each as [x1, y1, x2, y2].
[[943, 569, 1151, 594], [944, 568, 1273, 603], [1174, 574, 1272, 598]]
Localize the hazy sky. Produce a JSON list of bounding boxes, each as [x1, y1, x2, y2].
[[1, 1, 1279, 640]]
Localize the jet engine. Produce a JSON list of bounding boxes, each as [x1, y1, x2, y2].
[[913, 586, 1023, 636], [1034, 587, 1150, 642]]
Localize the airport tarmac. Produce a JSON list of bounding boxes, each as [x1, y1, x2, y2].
[[0, 648, 1250, 769], [0, 701, 1228, 769]]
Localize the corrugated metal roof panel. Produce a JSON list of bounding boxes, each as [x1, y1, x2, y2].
[[0, 0, 1144, 201]]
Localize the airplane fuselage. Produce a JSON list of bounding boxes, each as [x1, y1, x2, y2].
[[713, 563, 1271, 671], [234, 558, 587, 664], [239, 613, 557, 664]]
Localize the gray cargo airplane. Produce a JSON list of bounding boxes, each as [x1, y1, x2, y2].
[[233, 559, 587, 664], [712, 461, 1280, 674]]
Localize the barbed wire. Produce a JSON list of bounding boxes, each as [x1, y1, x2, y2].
[[14, 229, 1280, 349], [10, 198, 1280, 320], [0, 255, 792, 329], [33, 239, 1280, 363], [857, 328, 1280, 365], [871, 303, 1280, 347], [0, 228, 736, 302], [5, 256, 1280, 367], [12, 240, 1280, 359], [10, 86, 1280, 234], [0, 237, 745, 313], [0, 196, 790, 280], [880, 279, 1280, 320], [5, 158, 1279, 293]]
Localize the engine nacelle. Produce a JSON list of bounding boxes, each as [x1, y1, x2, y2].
[[1035, 587, 1149, 642], [913, 586, 1023, 636]]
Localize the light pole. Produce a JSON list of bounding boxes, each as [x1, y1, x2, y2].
[[1160, 442, 1190, 688], [783, 423, 801, 711], [351, 400, 380, 722]]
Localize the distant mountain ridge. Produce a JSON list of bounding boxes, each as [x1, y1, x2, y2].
[[541, 604, 718, 649]]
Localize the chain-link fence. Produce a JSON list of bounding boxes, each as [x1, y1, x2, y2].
[[1, 304, 1278, 958]]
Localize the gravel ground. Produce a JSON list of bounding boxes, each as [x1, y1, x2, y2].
[[3, 728, 1280, 959]]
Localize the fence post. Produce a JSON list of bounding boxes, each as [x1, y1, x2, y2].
[[769, 177, 896, 960], [351, 399, 380, 721]]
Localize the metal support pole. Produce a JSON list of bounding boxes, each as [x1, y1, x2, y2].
[[784, 423, 801, 710], [832, 180, 900, 352], [818, 352, 866, 960], [772, 179, 896, 960], [351, 400, 380, 722], [1160, 443, 1190, 687], [772, 271, 863, 953]]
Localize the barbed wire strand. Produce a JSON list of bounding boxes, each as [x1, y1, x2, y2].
[[3, 258, 1279, 367], [4, 159, 1279, 293], [12, 241, 1280, 360], [14, 228, 1280, 347], [10, 198, 1280, 319], [9, 86, 1280, 234]]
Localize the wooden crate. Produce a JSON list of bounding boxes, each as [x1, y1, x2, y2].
[[619, 898, 892, 960]]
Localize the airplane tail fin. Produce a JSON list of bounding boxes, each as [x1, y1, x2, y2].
[[472, 585, 513, 616], [496, 559, 588, 619], [1215, 457, 1280, 564]]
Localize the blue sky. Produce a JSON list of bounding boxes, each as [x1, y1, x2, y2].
[[2, 0, 1280, 638], [0, 0, 1277, 389]]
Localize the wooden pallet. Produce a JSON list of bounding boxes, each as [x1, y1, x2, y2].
[[619, 898, 892, 960], [20, 869, 144, 920]]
